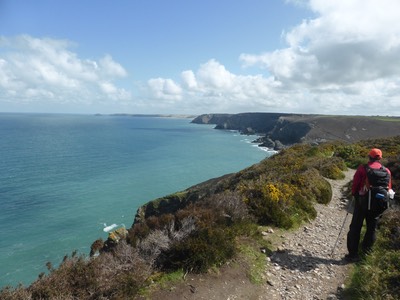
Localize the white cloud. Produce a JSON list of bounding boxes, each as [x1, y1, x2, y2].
[[181, 70, 198, 89], [236, 0, 400, 115], [99, 55, 128, 78], [0, 35, 131, 111], [196, 59, 235, 90], [147, 78, 182, 101]]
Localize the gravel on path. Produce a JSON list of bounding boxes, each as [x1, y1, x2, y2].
[[261, 169, 356, 300]]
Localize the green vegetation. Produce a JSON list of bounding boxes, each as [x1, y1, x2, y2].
[[1, 136, 400, 299], [238, 241, 268, 284], [372, 116, 400, 122], [344, 210, 400, 299]]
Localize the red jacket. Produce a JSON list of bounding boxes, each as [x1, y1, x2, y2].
[[352, 161, 392, 196]]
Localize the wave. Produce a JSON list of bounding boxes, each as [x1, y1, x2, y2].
[[103, 223, 118, 233]]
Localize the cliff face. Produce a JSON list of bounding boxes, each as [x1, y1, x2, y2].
[[192, 113, 400, 149], [191, 113, 234, 125], [133, 173, 234, 225], [192, 113, 288, 135]]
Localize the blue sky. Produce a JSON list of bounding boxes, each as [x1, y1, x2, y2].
[[1, 0, 400, 115]]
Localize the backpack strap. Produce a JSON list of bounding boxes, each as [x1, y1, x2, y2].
[[364, 164, 371, 189]]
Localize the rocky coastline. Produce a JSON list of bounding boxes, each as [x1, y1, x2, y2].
[[192, 113, 400, 151]]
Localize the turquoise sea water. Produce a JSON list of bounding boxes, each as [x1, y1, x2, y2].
[[0, 113, 271, 288]]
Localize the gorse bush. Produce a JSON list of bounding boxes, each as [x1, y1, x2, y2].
[[238, 144, 333, 227], [241, 179, 312, 228]]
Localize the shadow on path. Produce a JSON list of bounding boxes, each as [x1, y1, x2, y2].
[[269, 249, 350, 273]]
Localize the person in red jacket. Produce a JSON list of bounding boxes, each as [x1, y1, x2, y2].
[[345, 148, 392, 262]]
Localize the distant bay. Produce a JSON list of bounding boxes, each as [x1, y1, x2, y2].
[[0, 113, 273, 288]]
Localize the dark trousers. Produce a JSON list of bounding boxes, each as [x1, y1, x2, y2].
[[347, 195, 381, 256]]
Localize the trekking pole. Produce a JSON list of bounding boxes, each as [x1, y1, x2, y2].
[[330, 197, 353, 258]]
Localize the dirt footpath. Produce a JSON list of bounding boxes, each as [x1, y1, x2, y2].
[[260, 169, 355, 299], [142, 169, 355, 300]]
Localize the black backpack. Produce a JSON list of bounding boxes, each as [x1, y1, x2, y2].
[[365, 164, 390, 214]]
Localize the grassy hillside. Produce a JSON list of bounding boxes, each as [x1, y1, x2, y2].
[[1, 137, 400, 299]]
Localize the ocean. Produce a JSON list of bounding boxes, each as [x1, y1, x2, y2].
[[0, 113, 272, 288]]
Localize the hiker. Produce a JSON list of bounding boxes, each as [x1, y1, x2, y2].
[[345, 148, 392, 262]]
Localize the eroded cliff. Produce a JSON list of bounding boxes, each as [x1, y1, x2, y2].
[[192, 113, 400, 150]]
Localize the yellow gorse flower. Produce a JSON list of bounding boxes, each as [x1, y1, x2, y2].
[[262, 183, 295, 202]]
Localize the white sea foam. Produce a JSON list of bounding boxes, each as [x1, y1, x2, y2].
[[254, 144, 278, 154], [103, 223, 118, 232]]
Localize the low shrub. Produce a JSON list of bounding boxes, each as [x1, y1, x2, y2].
[[27, 255, 100, 299], [162, 225, 236, 273], [334, 143, 367, 168], [0, 285, 32, 300], [303, 168, 333, 204], [318, 157, 346, 179], [377, 210, 400, 251], [203, 191, 250, 223]]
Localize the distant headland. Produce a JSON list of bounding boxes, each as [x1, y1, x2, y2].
[[192, 112, 400, 150]]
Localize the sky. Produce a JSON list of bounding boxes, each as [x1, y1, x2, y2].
[[1, 0, 400, 116]]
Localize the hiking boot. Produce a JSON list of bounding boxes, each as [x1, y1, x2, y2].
[[344, 254, 360, 263]]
